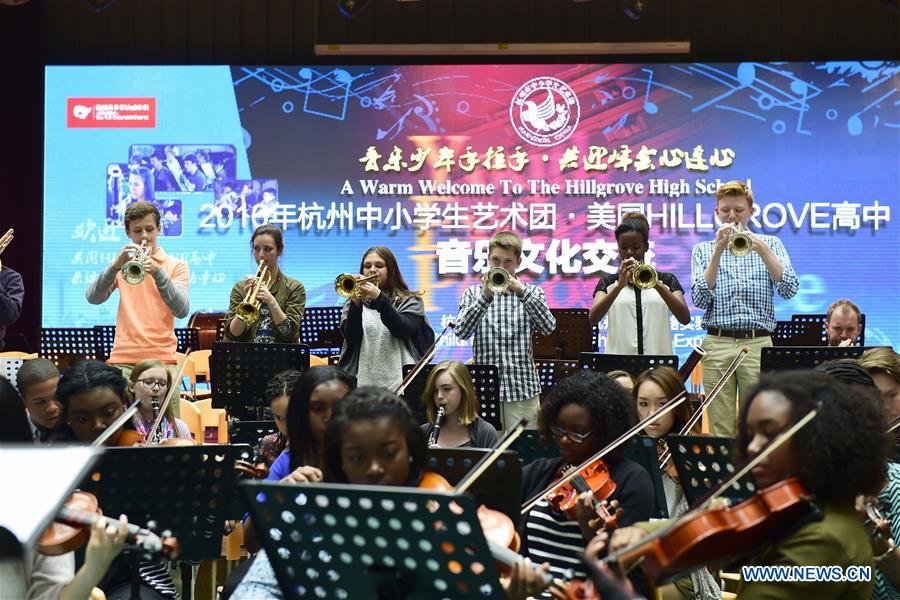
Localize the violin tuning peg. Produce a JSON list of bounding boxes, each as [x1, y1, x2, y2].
[[146, 520, 158, 531], [162, 529, 173, 538]]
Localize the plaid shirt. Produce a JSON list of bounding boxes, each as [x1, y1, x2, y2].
[[691, 234, 799, 332], [455, 283, 556, 403]]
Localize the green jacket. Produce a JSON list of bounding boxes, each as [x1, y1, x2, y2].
[[224, 272, 306, 343]]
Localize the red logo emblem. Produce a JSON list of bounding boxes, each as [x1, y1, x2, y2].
[[67, 98, 157, 128]]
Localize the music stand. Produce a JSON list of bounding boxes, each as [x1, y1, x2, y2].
[[215, 319, 227, 342], [667, 435, 755, 507], [533, 308, 597, 359], [210, 342, 310, 420], [578, 353, 679, 377], [401, 363, 502, 430], [508, 431, 559, 466], [623, 436, 670, 519], [426, 448, 521, 523], [175, 328, 200, 354], [78, 445, 240, 563], [40, 327, 103, 371], [534, 359, 578, 394], [0, 356, 25, 387], [93, 325, 116, 361], [241, 481, 506, 599], [792, 313, 866, 347], [230, 420, 278, 447], [0, 446, 101, 598], [299, 306, 344, 357], [760, 346, 871, 373]]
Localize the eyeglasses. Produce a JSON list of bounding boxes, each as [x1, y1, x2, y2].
[[138, 379, 167, 390], [550, 424, 593, 443]]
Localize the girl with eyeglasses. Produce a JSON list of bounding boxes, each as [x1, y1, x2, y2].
[[519, 371, 654, 594], [127, 358, 192, 441]]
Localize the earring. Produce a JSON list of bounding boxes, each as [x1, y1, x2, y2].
[[409, 456, 413, 463]]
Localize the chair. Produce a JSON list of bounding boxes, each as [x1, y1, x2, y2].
[[309, 354, 327, 366], [0, 351, 38, 359], [177, 398, 202, 441], [193, 398, 228, 443], [175, 351, 211, 401], [191, 349, 212, 383]]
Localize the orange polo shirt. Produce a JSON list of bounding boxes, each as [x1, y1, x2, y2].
[[108, 247, 189, 365]]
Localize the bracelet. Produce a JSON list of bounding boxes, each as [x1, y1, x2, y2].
[[875, 540, 897, 564]]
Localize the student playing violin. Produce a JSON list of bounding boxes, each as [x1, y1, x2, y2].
[[420, 360, 500, 449], [604, 371, 887, 599], [55, 361, 135, 446], [633, 366, 720, 599], [520, 371, 654, 589]]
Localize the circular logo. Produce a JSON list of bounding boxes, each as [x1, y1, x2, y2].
[[510, 77, 580, 147]]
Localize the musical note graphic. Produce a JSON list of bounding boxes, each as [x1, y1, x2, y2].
[[847, 88, 897, 135], [641, 68, 659, 114]]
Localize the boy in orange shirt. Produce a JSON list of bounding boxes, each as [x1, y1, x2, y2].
[[86, 201, 190, 381]]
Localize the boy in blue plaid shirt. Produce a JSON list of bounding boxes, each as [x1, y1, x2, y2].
[[455, 231, 556, 430], [691, 181, 799, 436]]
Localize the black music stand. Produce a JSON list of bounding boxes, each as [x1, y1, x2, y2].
[[792, 313, 866, 347], [175, 328, 200, 354], [78, 445, 240, 563], [533, 308, 597, 359], [230, 420, 278, 447], [40, 327, 102, 371], [210, 342, 310, 419], [241, 481, 506, 599], [508, 431, 559, 466], [93, 325, 116, 360], [760, 346, 872, 373], [534, 359, 578, 394], [426, 448, 521, 523], [667, 435, 755, 507], [215, 319, 227, 342], [623, 436, 670, 520], [299, 306, 344, 356], [401, 363, 502, 430], [578, 353, 679, 377]]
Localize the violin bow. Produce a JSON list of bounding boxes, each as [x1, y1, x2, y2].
[[142, 349, 192, 445], [887, 413, 900, 435], [393, 323, 455, 396], [91, 398, 143, 447], [455, 419, 528, 495], [521, 391, 690, 514], [603, 406, 819, 571], [658, 348, 750, 471]]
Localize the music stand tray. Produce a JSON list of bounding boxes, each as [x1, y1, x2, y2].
[[667, 435, 755, 507], [78, 445, 241, 562], [426, 448, 521, 524], [760, 346, 871, 373], [533, 308, 596, 359], [241, 481, 506, 599], [401, 363, 502, 430], [211, 342, 311, 419], [579, 353, 679, 377]]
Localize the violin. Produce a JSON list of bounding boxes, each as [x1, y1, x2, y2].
[[38, 491, 180, 561], [234, 459, 270, 479], [547, 461, 619, 530], [606, 477, 817, 584], [113, 428, 145, 447]]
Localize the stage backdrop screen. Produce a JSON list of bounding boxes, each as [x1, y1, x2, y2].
[[44, 63, 900, 362]]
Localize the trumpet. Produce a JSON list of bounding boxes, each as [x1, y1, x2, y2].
[[631, 261, 658, 290], [122, 240, 151, 285], [0, 228, 12, 271], [727, 223, 752, 257], [486, 266, 511, 294], [334, 273, 378, 298], [236, 261, 270, 325]]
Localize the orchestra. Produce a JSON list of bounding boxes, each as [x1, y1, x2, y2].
[[2, 178, 899, 600]]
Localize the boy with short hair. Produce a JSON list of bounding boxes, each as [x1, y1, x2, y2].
[[455, 231, 556, 430], [16, 357, 62, 442], [86, 201, 190, 380]]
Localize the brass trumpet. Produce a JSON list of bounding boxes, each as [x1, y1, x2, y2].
[[632, 261, 658, 290], [727, 223, 752, 257], [0, 228, 12, 271], [236, 261, 270, 325], [334, 273, 378, 298], [122, 240, 151, 285], [486, 266, 511, 294]]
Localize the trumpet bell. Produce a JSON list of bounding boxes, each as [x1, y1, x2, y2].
[[486, 267, 511, 294], [632, 263, 658, 290], [122, 260, 146, 285], [728, 231, 752, 257], [334, 274, 359, 298], [235, 302, 261, 325]]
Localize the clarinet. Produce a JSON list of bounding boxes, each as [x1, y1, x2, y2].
[[428, 406, 446, 446], [148, 396, 163, 444]]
